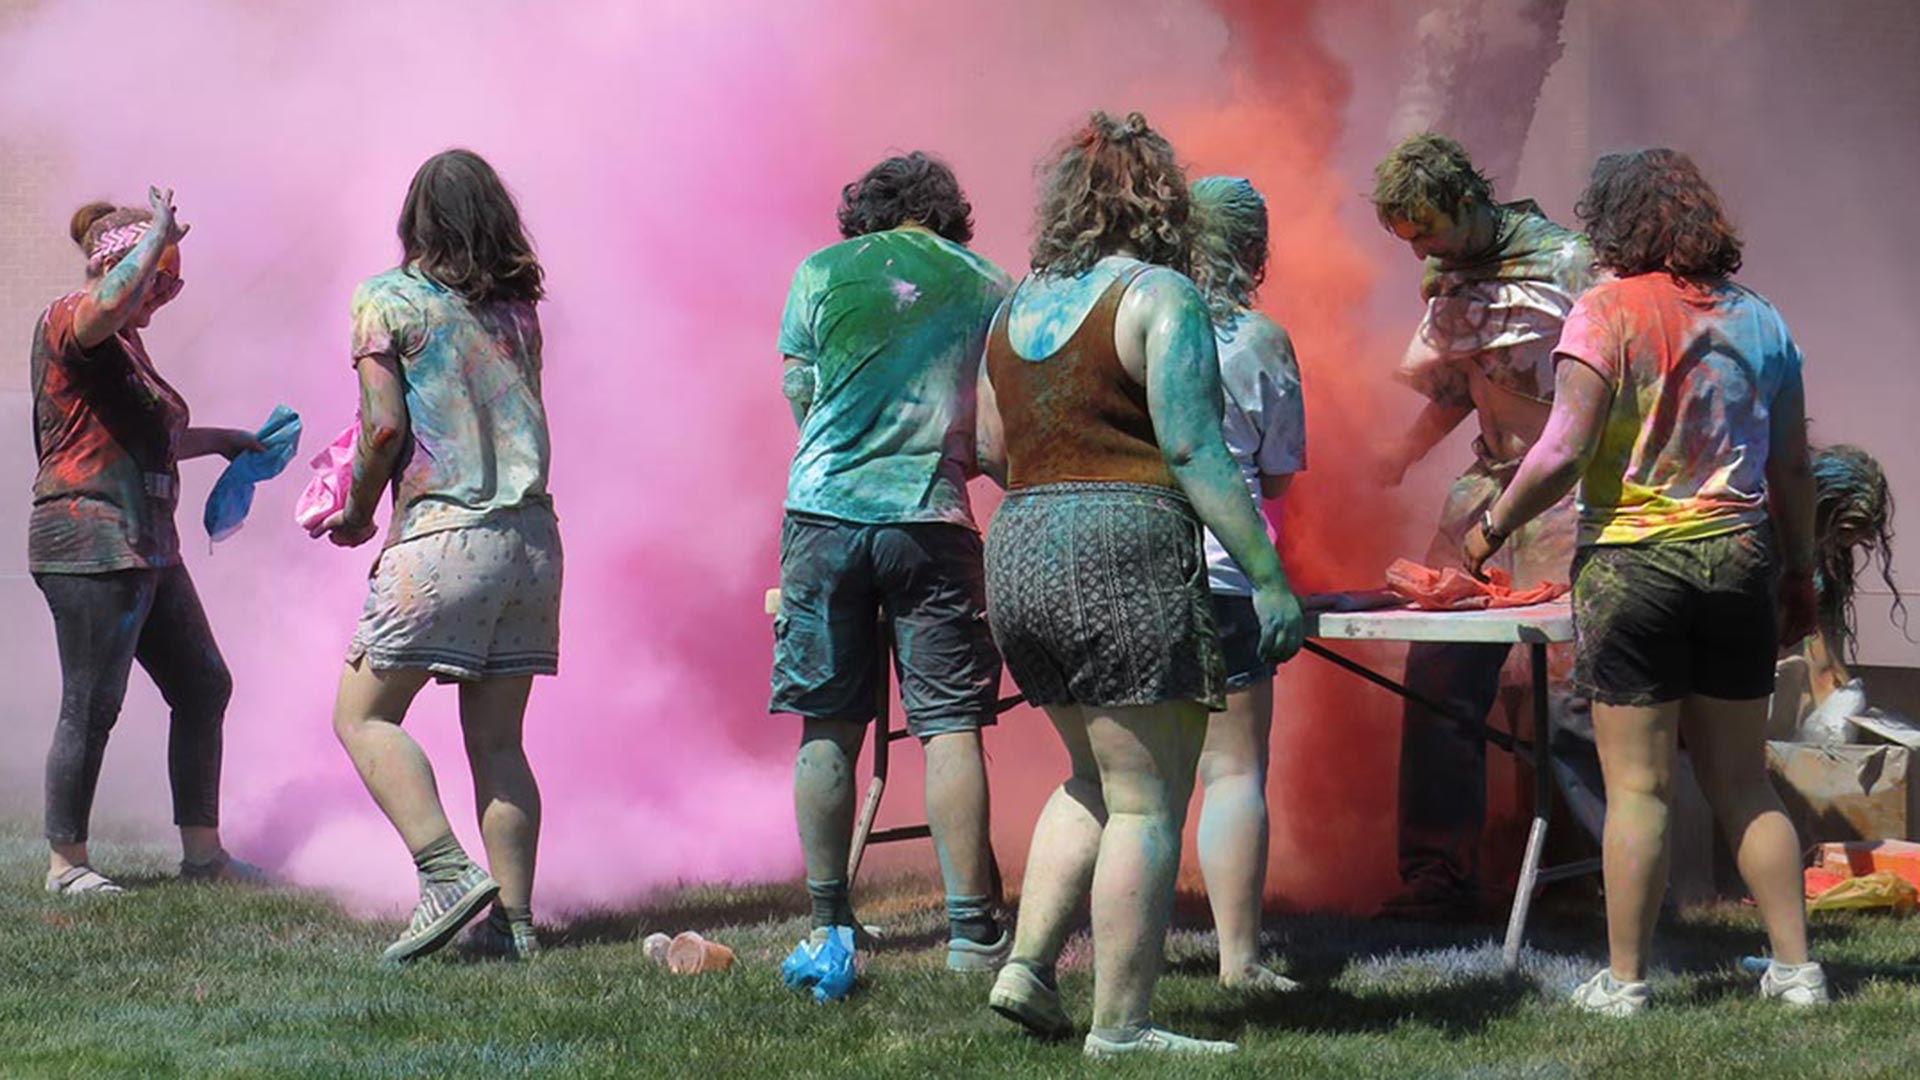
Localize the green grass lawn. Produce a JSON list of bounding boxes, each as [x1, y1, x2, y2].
[[6, 822, 1920, 1079]]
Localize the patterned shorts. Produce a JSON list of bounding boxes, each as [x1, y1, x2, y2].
[[349, 505, 563, 682], [985, 482, 1224, 712]]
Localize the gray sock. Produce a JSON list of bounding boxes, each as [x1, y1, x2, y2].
[[805, 877, 854, 931], [410, 832, 471, 885], [946, 893, 999, 944]]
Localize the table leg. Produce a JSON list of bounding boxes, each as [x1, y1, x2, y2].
[[1501, 641, 1554, 972], [847, 611, 893, 880]]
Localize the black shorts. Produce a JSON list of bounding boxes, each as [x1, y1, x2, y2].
[[984, 482, 1225, 712], [769, 513, 1001, 736], [1570, 525, 1778, 707], [1211, 593, 1275, 692]]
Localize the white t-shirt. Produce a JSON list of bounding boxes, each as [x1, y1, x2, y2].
[[1203, 310, 1307, 596]]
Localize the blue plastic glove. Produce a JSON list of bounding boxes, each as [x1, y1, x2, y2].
[[205, 405, 303, 542]]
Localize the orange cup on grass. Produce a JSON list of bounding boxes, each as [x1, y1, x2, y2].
[[666, 931, 735, 974]]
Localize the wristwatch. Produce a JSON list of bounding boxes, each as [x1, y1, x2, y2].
[[1479, 507, 1511, 548]]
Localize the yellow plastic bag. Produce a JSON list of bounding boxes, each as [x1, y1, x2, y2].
[[1808, 870, 1918, 914]]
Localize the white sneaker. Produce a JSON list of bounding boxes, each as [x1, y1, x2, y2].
[[1083, 1026, 1237, 1058], [1570, 969, 1650, 1016], [1760, 961, 1830, 1006]]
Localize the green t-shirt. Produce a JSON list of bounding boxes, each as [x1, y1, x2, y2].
[[778, 228, 1010, 527]]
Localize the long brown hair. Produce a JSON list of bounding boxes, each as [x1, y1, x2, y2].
[[398, 149, 544, 304], [1030, 111, 1192, 276], [1813, 444, 1906, 659], [1576, 148, 1742, 279]]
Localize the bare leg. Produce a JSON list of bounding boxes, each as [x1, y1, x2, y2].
[[922, 727, 996, 908], [794, 717, 867, 928], [1007, 706, 1104, 971], [1681, 694, 1809, 965], [460, 677, 540, 912], [1086, 702, 1207, 1033], [1591, 700, 1680, 982], [1197, 679, 1273, 984], [331, 661, 444, 852]]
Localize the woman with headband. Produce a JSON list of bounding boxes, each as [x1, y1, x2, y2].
[[31, 187, 266, 895]]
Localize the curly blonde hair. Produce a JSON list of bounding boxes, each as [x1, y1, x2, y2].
[[1030, 111, 1192, 276], [1189, 176, 1269, 327]]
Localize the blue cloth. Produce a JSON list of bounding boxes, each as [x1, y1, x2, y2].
[[204, 405, 302, 542]]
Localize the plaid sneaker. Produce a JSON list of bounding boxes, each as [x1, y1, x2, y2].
[[465, 906, 542, 961], [382, 863, 499, 964]]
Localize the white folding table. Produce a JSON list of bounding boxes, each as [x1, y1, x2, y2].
[[1300, 599, 1598, 970]]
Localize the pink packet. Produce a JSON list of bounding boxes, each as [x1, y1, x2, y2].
[[294, 421, 357, 532]]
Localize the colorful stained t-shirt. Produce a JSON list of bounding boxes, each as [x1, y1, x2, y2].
[[1555, 274, 1802, 547], [350, 268, 551, 545], [28, 292, 189, 573], [1399, 201, 1592, 427], [1203, 311, 1307, 596], [778, 227, 1011, 527]]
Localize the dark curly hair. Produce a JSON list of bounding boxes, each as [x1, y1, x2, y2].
[[1575, 148, 1742, 279], [836, 152, 973, 243], [1370, 132, 1493, 227], [1030, 111, 1192, 276], [1813, 444, 1906, 660], [399, 149, 545, 305], [1189, 176, 1269, 326]]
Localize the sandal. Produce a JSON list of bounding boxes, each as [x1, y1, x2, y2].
[[46, 865, 125, 896]]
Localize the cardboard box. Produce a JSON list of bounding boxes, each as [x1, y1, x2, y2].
[[1765, 741, 1918, 843]]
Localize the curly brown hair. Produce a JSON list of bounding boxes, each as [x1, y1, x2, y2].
[[1370, 132, 1493, 227], [1030, 111, 1192, 276], [1575, 148, 1742, 278], [837, 152, 973, 243]]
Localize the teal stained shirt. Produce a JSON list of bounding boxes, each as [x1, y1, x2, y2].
[[778, 228, 1010, 527], [350, 268, 552, 545]]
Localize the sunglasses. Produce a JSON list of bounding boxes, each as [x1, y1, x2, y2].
[[149, 269, 185, 305]]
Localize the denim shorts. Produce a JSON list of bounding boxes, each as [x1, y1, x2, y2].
[[1211, 592, 1275, 692], [769, 513, 1001, 737], [348, 505, 562, 682], [985, 482, 1225, 711], [1570, 525, 1777, 706]]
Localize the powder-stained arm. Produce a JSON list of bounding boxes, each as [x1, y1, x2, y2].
[[1467, 356, 1611, 575], [1125, 269, 1303, 661], [1766, 374, 1818, 644], [1376, 399, 1473, 487], [73, 187, 187, 350], [782, 356, 816, 428], [178, 427, 265, 461], [310, 352, 409, 547], [974, 349, 1007, 488]]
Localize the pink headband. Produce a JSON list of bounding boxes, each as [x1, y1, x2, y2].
[[86, 221, 151, 274]]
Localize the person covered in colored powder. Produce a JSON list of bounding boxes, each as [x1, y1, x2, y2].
[[312, 150, 561, 963], [1184, 176, 1307, 991], [977, 113, 1305, 1058], [31, 189, 269, 895], [1796, 445, 1904, 710], [769, 152, 1012, 1000], [1464, 148, 1825, 1012], [1369, 132, 1597, 919]]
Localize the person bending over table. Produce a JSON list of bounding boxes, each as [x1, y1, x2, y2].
[[977, 111, 1304, 1058], [1464, 148, 1826, 1015]]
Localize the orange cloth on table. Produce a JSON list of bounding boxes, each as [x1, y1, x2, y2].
[[1385, 558, 1568, 611]]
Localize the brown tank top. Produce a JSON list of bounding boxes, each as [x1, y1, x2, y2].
[[986, 265, 1178, 490]]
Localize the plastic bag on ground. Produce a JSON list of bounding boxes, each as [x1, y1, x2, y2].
[[1806, 869, 1917, 914]]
